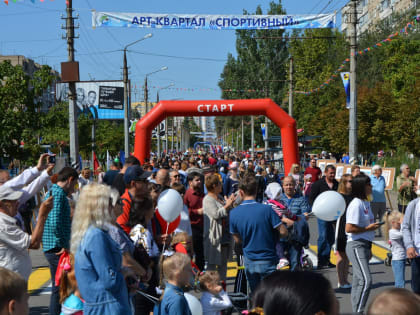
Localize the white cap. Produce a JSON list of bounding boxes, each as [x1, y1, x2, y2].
[[0, 186, 23, 201]]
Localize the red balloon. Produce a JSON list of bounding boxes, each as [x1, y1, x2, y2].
[[156, 209, 180, 234]]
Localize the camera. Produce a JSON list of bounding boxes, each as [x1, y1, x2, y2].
[[48, 155, 56, 164]]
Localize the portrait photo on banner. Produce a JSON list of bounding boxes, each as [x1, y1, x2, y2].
[[344, 166, 372, 176], [317, 159, 336, 175], [381, 167, 396, 190]]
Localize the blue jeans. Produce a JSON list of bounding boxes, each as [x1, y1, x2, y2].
[[411, 257, 420, 294], [287, 243, 303, 271], [391, 259, 405, 288], [44, 251, 61, 315], [243, 257, 277, 293], [317, 218, 335, 265]]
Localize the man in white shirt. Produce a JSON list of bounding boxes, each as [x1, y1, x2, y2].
[[0, 153, 53, 205], [0, 186, 53, 280]]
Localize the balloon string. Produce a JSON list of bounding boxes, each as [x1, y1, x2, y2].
[[161, 222, 170, 255]]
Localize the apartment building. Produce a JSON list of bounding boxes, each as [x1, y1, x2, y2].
[[341, 0, 417, 34]]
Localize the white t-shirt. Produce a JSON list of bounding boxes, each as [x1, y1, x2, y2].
[[201, 290, 232, 315], [346, 198, 375, 242], [415, 201, 420, 253], [389, 228, 406, 260]]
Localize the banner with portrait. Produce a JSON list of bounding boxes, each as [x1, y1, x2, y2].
[[56, 81, 124, 120]]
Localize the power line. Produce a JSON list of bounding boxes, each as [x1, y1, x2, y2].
[[33, 43, 66, 59], [128, 50, 227, 62], [0, 38, 61, 43], [318, 0, 335, 15], [308, 0, 328, 14]]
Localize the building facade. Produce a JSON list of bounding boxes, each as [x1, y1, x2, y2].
[[341, 0, 417, 34]]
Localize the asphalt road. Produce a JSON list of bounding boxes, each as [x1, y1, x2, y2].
[[28, 191, 410, 314]]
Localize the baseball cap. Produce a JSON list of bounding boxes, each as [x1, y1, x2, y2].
[[0, 186, 23, 201], [123, 166, 152, 184]]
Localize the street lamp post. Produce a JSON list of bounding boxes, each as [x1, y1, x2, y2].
[[144, 66, 168, 113], [157, 83, 175, 154], [123, 33, 152, 155], [143, 66, 168, 157]]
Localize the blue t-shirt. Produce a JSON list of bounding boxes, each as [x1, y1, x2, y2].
[[153, 283, 191, 315], [229, 200, 281, 261], [370, 175, 386, 203]]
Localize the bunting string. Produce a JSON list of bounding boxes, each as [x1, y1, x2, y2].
[[3, 0, 55, 5], [131, 85, 273, 94], [293, 15, 419, 96]]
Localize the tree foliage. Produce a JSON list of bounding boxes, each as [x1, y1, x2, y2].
[[0, 60, 55, 161], [217, 1, 289, 150], [218, 3, 420, 156]]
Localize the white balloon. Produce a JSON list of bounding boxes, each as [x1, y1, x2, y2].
[[157, 189, 183, 223], [312, 191, 346, 221], [184, 293, 203, 315]]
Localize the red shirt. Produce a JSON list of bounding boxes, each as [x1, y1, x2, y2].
[[208, 157, 217, 165], [184, 188, 204, 228], [117, 190, 132, 234], [304, 167, 322, 183]]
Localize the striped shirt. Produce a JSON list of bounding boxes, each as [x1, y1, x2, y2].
[[42, 184, 71, 251], [279, 193, 311, 216]]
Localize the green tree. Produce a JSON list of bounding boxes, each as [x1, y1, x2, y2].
[[218, 1, 289, 149], [0, 60, 55, 161], [40, 102, 125, 162]]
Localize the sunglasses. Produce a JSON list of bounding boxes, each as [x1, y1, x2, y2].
[[172, 175, 180, 178]]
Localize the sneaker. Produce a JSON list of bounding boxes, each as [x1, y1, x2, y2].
[[277, 258, 289, 269], [338, 283, 352, 289]]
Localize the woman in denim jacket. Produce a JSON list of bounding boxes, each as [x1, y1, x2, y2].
[[70, 183, 131, 315]]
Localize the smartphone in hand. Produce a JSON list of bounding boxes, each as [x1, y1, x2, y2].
[[48, 155, 56, 164]]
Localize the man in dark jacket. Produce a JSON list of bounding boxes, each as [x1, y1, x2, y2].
[[309, 164, 338, 269]]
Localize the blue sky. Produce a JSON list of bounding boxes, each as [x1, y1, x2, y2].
[[0, 0, 349, 102]]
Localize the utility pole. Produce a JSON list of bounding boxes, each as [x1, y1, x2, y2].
[[289, 57, 294, 117], [236, 129, 239, 152], [144, 77, 149, 114], [156, 91, 161, 157], [349, 0, 358, 161], [251, 116, 255, 159], [241, 119, 244, 152], [264, 88, 269, 159], [171, 117, 175, 152], [63, 0, 79, 169], [123, 52, 130, 155], [91, 120, 95, 168]]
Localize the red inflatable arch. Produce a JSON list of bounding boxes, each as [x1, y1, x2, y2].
[[134, 98, 299, 172]]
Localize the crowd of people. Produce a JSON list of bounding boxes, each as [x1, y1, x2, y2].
[[0, 151, 419, 315]]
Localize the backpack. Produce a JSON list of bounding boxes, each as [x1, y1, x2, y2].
[[256, 176, 265, 198], [289, 216, 310, 247]]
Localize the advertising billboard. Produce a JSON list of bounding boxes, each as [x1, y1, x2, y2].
[[56, 81, 124, 120]]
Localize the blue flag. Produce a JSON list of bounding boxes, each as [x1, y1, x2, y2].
[[340, 72, 350, 109], [119, 150, 126, 165]]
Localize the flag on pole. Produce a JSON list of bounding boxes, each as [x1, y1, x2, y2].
[[119, 150, 125, 165], [260, 123, 266, 140], [78, 155, 83, 170], [93, 152, 100, 172], [340, 72, 350, 109], [106, 150, 111, 170]]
